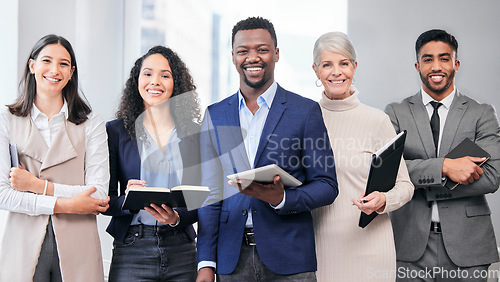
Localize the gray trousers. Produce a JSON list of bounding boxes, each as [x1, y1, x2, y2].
[[217, 242, 316, 282], [33, 217, 62, 282], [397, 229, 489, 282]]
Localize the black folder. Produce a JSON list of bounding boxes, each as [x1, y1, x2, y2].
[[359, 130, 407, 228], [444, 138, 490, 190]]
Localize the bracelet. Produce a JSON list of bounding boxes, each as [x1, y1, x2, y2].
[[169, 212, 181, 227], [43, 180, 48, 196]]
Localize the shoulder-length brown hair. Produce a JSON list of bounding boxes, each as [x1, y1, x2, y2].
[[7, 34, 91, 125]]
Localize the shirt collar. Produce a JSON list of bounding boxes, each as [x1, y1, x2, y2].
[[238, 81, 278, 110], [421, 86, 456, 110], [31, 99, 69, 120]]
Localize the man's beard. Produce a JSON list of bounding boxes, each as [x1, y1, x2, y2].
[[420, 70, 455, 94], [241, 62, 269, 89], [243, 73, 268, 89]]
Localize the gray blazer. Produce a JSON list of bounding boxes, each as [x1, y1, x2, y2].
[[385, 90, 500, 267]]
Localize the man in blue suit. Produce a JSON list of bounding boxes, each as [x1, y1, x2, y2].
[[196, 17, 338, 282]]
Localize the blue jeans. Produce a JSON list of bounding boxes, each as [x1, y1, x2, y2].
[[109, 224, 197, 282]]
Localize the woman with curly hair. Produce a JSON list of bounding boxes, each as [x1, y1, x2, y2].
[[103, 45, 202, 281]]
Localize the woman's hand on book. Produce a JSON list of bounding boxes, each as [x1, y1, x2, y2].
[[126, 179, 147, 194], [9, 165, 45, 194], [145, 203, 179, 225]]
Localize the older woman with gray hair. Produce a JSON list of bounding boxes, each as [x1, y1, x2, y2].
[[311, 31, 414, 282]]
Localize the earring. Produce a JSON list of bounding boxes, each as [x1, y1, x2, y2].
[[315, 79, 322, 87]]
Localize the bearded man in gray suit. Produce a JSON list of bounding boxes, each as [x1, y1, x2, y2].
[[385, 29, 500, 281]]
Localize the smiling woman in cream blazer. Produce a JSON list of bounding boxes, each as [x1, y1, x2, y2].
[[0, 34, 109, 282], [311, 31, 414, 282]]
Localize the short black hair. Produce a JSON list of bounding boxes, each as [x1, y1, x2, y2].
[[231, 16, 277, 48], [415, 29, 458, 60]]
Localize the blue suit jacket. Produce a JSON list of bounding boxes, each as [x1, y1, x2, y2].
[[103, 118, 200, 242], [197, 84, 338, 275]]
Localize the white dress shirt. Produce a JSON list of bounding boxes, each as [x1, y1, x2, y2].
[[421, 87, 455, 223], [0, 101, 109, 216]]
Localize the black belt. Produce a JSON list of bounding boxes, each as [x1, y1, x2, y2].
[[430, 222, 442, 233], [243, 228, 256, 246]]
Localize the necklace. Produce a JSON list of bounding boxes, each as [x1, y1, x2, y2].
[[145, 108, 173, 153]]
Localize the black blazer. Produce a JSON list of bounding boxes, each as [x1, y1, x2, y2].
[[103, 118, 201, 242]]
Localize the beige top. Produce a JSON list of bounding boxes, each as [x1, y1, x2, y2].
[[0, 112, 104, 282], [312, 90, 414, 282]]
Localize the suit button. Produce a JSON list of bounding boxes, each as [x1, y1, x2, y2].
[[418, 179, 423, 184], [242, 210, 247, 216], [430, 178, 434, 183]]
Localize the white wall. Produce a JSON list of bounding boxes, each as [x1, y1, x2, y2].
[[0, 0, 19, 246], [347, 0, 500, 111], [0, 0, 19, 107]]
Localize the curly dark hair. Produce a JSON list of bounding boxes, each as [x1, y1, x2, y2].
[[232, 17, 277, 48], [116, 45, 201, 139], [8, 34, 91, 125]]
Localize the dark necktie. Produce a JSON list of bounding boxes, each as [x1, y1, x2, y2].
[[430, 101, 442, 155]]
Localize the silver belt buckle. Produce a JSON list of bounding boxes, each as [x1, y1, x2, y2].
[[245, 231, 256, 246]]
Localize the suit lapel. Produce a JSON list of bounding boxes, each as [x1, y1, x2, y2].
[[254, 86, 286, 166], [224, 94, 251, 171], [409, 92, 436, 158], [22, 119, 49, 165], [439, 91, 468, 156]]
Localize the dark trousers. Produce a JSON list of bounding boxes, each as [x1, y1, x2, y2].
[[33, 217, 63, 282], [397, 229, 490, 281], [218, 242, 316, 282], [108, 224, 197, 282]]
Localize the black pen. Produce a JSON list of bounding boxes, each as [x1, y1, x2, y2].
[[352, 200, 368, 205]]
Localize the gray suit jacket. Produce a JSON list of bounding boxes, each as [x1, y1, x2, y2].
[[385, 90, 500, 267]]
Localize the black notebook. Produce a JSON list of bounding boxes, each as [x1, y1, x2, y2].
[[121, 185, 210, 211], [445, 138, 491, 190], [359, 130, 407, 228]]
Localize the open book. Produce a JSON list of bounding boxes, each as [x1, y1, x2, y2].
[[121, 185, 210, 211], [227, 164, 302, 188], [359, 130, 407, 228]]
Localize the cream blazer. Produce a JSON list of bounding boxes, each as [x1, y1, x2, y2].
[[0, 113, 104, 282]]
